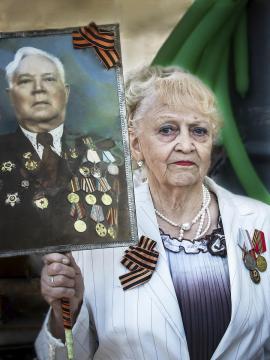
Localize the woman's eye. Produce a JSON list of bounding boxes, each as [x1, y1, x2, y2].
[[159, 125, 177, 135], [192, 127, 208, 136]]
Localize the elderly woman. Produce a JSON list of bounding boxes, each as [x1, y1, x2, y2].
[[36, 66, 270, 360]]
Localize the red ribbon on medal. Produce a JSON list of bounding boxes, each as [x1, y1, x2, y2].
[[72, 22, 121, 69], [252, 229, 266, 254]]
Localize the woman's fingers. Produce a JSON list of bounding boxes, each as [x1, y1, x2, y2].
[[46, 261, 76, 279], [43, 253, 70, 266], [67, 253, 82, 275], [46, 274, 75, 288]]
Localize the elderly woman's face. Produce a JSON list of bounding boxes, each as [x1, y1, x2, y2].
[[131, 100, 213, 188]]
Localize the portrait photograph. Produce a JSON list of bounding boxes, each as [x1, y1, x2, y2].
[[0, 24, 137, 256]]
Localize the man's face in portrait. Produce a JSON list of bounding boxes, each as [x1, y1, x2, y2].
[[8, 54, 70, 133]]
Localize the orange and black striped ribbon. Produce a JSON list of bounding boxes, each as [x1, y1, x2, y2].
[[72, 22, 120, 69], [61, 298, 72, 330], [71, 176, 80, 192], [119, 236, 159, 290], [70, 202, 86, 219], [106, 207, 118, 225]]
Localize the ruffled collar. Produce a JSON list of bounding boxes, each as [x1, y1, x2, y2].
[[161, 215, 227, 257]]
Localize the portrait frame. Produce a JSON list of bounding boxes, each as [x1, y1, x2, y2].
[[0, 23, 138, 257]]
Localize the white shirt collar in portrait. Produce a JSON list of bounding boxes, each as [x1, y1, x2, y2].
[[20, 124, 64, 159]]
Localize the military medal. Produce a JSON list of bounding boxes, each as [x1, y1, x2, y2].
[[85, 194, 97, 205], [67, 192, 80, 204], [81, 178, 95, 193], [83, 136, 95, 148], [74, 219, 87, 232], [90, 205, 104, 222], [91, 165, 102, 178], [21, 180, 30, 188], [79, 166, 91, 177], [102, 150, 115, 163], [25, 159, 38, 171], [108, 226, 117, 239], [250, 269, 261, 284], [107, 163, 119, 175], [252, 229, 267, 272], [238, 228, 268, 283], [5, 193, 20, 207], [102, 151, 119, 175], [23, 152, 32, 159], [34, 197, 49, 210], [107, 207, 118, 226], [256, 255, 267, 272], [101, 193, 112, 206], [87, 149, 100, 163], [69, 148, 79, 159], [97, 177, 111, 192], [1, 161, 16, 172], [243, 252, 256, 271], [96, 223, 107, 237], [70, 177, 80, 192]]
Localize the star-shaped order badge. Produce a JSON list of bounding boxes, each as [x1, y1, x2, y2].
[[1, 161, 15, 172], [5, 193, 20, 207], [238, 228, 267, 284]]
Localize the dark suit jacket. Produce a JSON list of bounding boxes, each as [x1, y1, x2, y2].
[[0, 128, 129, 255]]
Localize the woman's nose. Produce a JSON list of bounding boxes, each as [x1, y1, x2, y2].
[[174, 131, 195, 153]]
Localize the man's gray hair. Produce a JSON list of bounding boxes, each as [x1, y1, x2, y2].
[[5, 46, 66, 87]]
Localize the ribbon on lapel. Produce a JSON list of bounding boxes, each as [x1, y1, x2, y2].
[[72, 22, 121, 69], [119, 236, 159, 290]]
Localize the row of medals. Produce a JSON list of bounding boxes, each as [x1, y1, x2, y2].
[[1, 143, 120, 240], [243, 250, 267, 284], [67, 144, 120, 239]]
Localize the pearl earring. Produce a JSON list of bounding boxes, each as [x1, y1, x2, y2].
[[137, 160, 143, 167]]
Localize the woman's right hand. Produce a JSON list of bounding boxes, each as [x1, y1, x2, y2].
[[40, 252, 84, 339]]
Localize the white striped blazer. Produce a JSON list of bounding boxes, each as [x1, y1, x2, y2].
[[35, 178, 270, 360]]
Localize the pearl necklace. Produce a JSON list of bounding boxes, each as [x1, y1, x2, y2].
[[154, 184, 211, 241]]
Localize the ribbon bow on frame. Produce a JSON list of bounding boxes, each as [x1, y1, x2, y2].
[[119, 236, 159, 290], [72, 22, 121, 69]]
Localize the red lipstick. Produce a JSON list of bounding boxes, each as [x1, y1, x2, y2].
[[174, 161, 194, 166]]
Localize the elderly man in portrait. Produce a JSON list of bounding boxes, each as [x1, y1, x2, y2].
[[0, 47, 121, 253]]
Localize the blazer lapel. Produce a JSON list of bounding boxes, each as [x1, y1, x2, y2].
[[206, 179, 258, 359], [135, 183, 188, 346]]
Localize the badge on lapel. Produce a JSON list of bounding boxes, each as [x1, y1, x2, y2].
[[238, 228, 267, 284]]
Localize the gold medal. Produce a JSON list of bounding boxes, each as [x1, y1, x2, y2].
[[23, 152, 32, 159], [101, 193, 112, 206], [34, 197, 49, 209], [85, 194, 97, 205], [74, 219, 87, 232], [70, 148, 79, 159], [108, 226, 117, 239], [96, 223, 107, 237], [250, 269, 261, 284], [25, 159, 38, 171], [256, 255, 267, 272], [79, 166, 91, 177], [67, 192, 80, 204]]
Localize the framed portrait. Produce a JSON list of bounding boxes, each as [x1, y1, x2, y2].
[[0, 23, 137, 256]]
